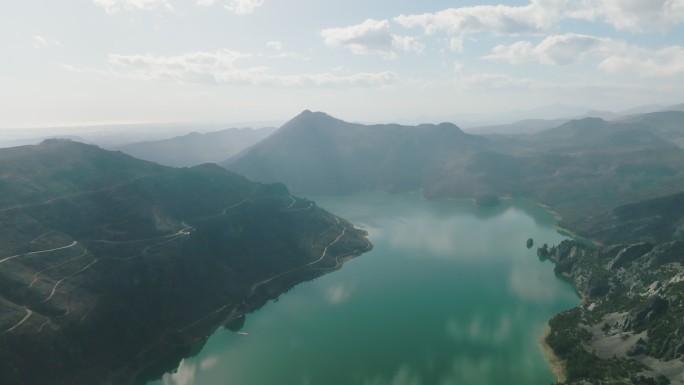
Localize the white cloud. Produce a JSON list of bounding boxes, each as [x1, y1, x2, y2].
[[565, 0, 684, 32], [395, 1, 684, 35], [275, 71, 397, 87], [89, 49, 397, 87], [456, 73, 552, 90], [485, 34, 684, 77], [92, 0, 173, 13], [107, 50, 251, 85], [32, 35, 61, 49], [485, 33, 628, 65], [393, 0, 561, 36], [33, 35, 48, 48], [224, 0, 264, 15], [266, 40, 282, 50], [196, 0, 215, 6], [392, 36, 424, 55], [448, 37, 464, 53], [599, 45, 684, 77], [320, 19, 424, 58]]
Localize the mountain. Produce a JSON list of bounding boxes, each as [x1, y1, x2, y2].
[[566, 192, 684, 245], [222, 110, 487, 194], [117, 127, 276, 167], [578, 109, 620, 120], [617, 103, 669, 115], [476, 113, 684, 224], [223, 110, 684, 232], [662, 103, 684, 112], [0, 134, 87, 149], [465, 118, 570, 135], [619, 111, 684, 148], [0, 139, 371, 385]]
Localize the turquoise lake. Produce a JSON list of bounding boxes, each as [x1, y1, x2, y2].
[[149, 191, 579, 385]]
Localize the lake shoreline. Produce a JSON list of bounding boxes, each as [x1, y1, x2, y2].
[[540, 325, 567, 383]]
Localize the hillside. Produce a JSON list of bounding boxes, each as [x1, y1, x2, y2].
[[0, 140, 371, 385], [117, 127, 275, 167], [566, 192, 684, 245], [464, 114, 684, 223], [465, 118, 569, 135], [537, 240, 684, 384]]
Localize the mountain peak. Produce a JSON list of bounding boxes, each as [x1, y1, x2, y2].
[[280, 110, 346, 132], [437, 122, 464, 133]]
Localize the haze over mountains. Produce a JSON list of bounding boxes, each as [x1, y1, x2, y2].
[[223, 109, 684, 242], [464, 103, 684, 135], [117, 127, 276, 167]]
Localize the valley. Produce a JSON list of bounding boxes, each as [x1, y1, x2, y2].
[[2, 106, 684, 385]]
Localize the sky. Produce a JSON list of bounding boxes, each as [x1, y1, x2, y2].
[[2, 0, 684, 128]]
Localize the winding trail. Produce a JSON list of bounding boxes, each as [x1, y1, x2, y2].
[[247, 218, 346, 297], [30, 231, 55, 244], [37, 318, 52, 333], [326, 237, 373, 271], [29, 249, 88, 288], [84, 226, 191, 245], [222, 189, 257, 215], [282, 195, 296, 211], [0, 241, 78, 266], [4, 308, 33, 333], [281, 195, 316, 212], [174, 304, 231, 334], [42, 259, 98, 302]]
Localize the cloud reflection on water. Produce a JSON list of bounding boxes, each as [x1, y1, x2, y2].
[[371, 207, 544, 260], [162, 359, 195, 385], [507, 263, 568, 302], [324, 282, 356, 305], [445, 314, 512, 344], [161, 355, 220, 385]]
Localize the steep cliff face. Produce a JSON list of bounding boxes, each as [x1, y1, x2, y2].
[[0, 140, 371, 385], [540, 240, 684, 384]]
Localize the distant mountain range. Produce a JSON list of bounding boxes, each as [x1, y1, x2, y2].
[[465, 103, 684, 135], [117, 127, 276, 167], [222, 109, 684, 242], [0, 139, 370, 385]]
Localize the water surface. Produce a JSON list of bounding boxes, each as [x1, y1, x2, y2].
[[150, 192, 578, 385]]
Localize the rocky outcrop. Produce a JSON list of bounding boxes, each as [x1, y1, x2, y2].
[[540, 240, 684, 384]]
